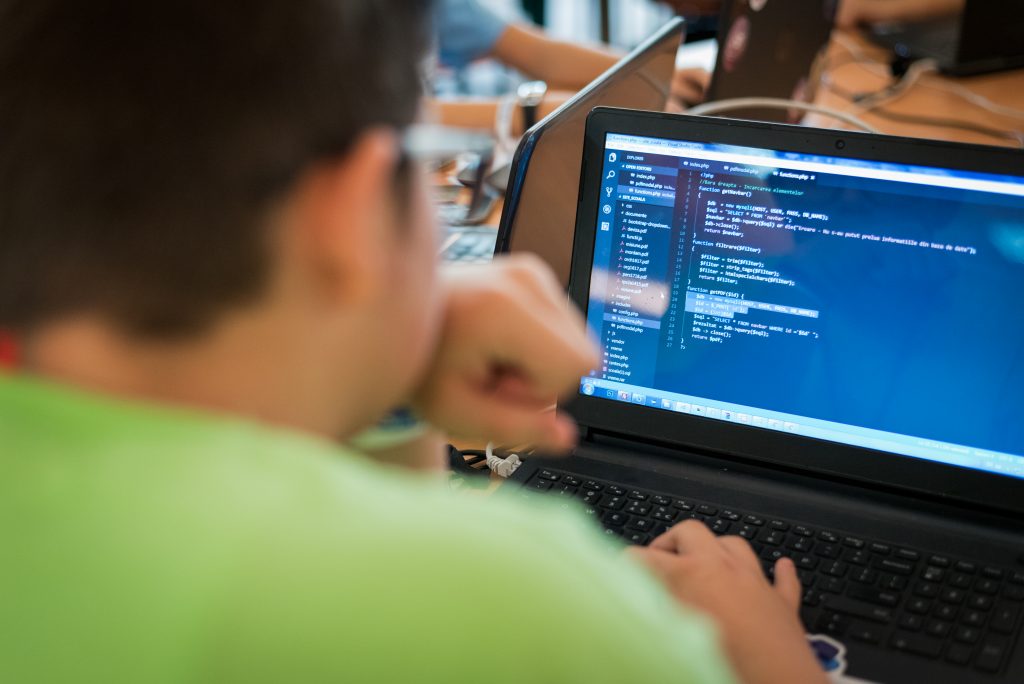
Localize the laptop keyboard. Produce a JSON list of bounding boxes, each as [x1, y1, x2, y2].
[[440, 228, 497, 264], [521, 468, 1023, 676]]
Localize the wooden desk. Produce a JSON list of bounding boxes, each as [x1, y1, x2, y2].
[[815, 32, 1024, 147]]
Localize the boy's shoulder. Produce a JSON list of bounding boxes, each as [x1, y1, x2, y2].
[[0, 375, 736, 684]]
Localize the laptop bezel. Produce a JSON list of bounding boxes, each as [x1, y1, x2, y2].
[[493, 17, 686, 259], [567, 107, 1024, 517]]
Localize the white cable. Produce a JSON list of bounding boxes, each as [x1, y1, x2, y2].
[[688, 98, 880, 133], [852, 59, 939, 114], [924, 79, 1024, 122], [485, 442, 522, 478]]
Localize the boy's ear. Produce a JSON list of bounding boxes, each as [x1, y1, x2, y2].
[[290, 128, 401, 307]]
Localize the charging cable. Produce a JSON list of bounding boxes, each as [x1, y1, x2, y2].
[[688, 98, 880, 133]]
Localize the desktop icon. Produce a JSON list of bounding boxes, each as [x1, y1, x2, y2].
[[605, 187, 614, 198], [631, 393, 646, 405], [606, 170, 616, 179], [582, 383, 595, 396], [618, 390, 631, 402], [661, 398, 673, 410], [608, 152, 617, 163], [602, 205, 612, 215], [600, 221, 611, 232], [674, 402, 691, 413]]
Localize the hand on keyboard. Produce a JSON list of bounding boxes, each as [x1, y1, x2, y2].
[[629, 520, 828, 684], [413, 256, 599, 450]]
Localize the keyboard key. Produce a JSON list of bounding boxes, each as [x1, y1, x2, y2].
[[651, 495, 671, 506], [925, 620, 952, 638], [843, 537, 865, 549], [941, 588, 966, 604], [720, 510, 741, 521], [848, 585, 900, 607], [976, 639, 1006, 673], [823, 561, 849, 578], [914, 582, 939, 598], [1011, 570, 1024, 585], [823, 596, 893, 623], [881, 573, 907, 591], [890, 631, 943, 659], [796, 555, 819, 571], [975, 578, 1000, 595], [967, 594, 992, 611], [770, 519, 789, 531], [815, 544, 840, 560], [628, 517, 653, 532], [602, 511, 628, 527], [625, 501, 651, 516], [581, 489, 600, 504], [671, 499, 694, 511], [991, 605, 1018, 634], [870, 542, 891, 555], [851, 567, 877, 585], [955, 560, 977, 574], [945, 643, 973, 666], [761, 548, 785, 564], [899, 614, 923, 631], [798, 570, 816, 587], [875, 558, 914, 575], [823, 577, 846, 594], [897, 549, 920, 561], [606, 485, 625, 496], [743, 514, 764, 526], [848, 623, 883, 644], [843, 548, 868, 565], [962, 610, 987, 627], [652, 506, 677, 523], [625, 532, 649, 545], [627, 490, 648, 501], [982, 566, 1004, 580], [934, 604, 958, 621], [1005, 585, 1024, 601], [818, 530, 839, 544], [538, 470, 559, 481], [759, 530, 785, 546], [929, 555, 951, 568], [922, 566, 946, 583], [907, 598, 932, 614], [562, 475, 581, 487], [710, 519, 732, 535], [950, 572, 973, 589], [793, 525, 814, 538], [955, 626, 981, 644], [815, 611, 848, 635], [787, 536, 813, 553], [582, 480, 603, 491], [697, 504, 717, 516], [530, 480, 552, 491], [803, 589, 823, 607], [738, 525, 757, 540], [599, 496, 625, 510]]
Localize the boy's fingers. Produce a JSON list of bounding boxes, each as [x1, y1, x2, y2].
[[627, 546, 684, 582], [718, 535, 762, 576], [773, 557, 802, 611], [439, 382, 577, 449], [649, 519, 721, 556]]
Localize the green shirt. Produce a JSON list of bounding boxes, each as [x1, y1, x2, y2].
[[0, 374, 737, 684]]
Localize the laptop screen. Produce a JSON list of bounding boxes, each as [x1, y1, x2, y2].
[[580, 131, 1024, 480]]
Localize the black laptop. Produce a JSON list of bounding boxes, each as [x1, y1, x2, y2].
[[871, 1, 1024, 77], [508, 107, 1024, 683], [704, 0, 837, 123]]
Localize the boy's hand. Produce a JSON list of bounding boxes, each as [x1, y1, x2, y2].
[[630, 521, 828, 684], [412, 256, 599, 450]]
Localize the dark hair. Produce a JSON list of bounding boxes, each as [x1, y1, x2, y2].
[[0, 0, 433, 337]]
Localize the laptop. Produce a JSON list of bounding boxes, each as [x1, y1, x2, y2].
[[443, 18, 685, 279], [704, 0, 837, 123], [871, 1, 1024, 77], [508, 107, 1024, 683]]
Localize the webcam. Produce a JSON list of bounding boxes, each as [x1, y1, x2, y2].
[[835, 139, 847, 150]]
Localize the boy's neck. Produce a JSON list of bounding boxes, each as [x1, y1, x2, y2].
[[22, 314, 361, 440]]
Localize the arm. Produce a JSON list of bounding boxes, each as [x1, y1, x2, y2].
[[491, 23, 622, 91]]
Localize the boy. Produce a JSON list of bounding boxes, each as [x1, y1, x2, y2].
[[0, 1, 824, 683]]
